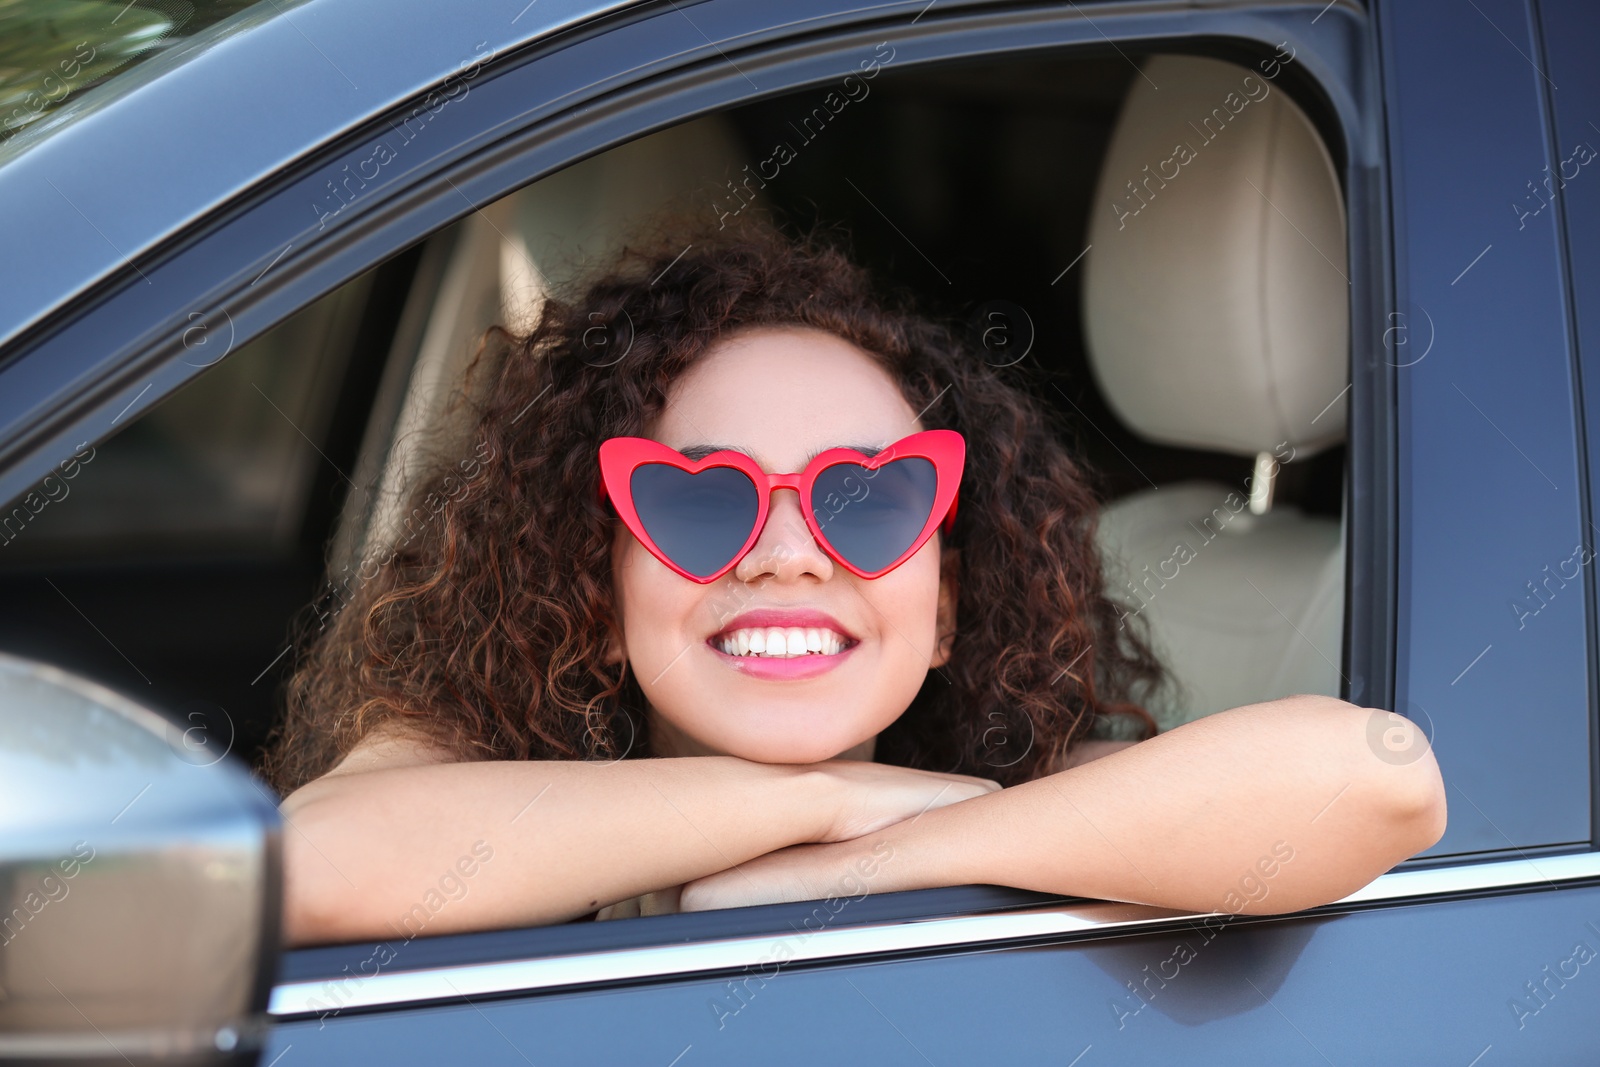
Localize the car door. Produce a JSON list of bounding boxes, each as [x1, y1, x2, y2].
[[5, 0, 1600, 1063]]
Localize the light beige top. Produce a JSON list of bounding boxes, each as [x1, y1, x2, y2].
[[592, 884, 683, 921]]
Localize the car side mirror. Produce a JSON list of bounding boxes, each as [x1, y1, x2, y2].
[[0, 653, 280, 1065]]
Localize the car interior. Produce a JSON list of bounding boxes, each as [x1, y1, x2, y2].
[[0, 44, 1348, 804]]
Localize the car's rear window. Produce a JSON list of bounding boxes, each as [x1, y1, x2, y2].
[[0, 0, 267, 150]]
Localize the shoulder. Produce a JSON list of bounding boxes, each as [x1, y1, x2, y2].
[[1055, 738, 1140, 771], [280, 719, 462, 816], [318, 719, 462, 780]]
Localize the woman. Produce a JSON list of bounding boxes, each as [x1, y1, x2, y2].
[[265, 216, 1444, 945]]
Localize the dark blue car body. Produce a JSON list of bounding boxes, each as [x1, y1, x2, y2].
[[4, 0, 1600, 1062]]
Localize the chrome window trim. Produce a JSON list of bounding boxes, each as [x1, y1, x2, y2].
[[269, 851, 1600, 1017]]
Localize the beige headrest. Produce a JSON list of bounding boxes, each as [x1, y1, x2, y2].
[[1082, 54, 1348, 457]]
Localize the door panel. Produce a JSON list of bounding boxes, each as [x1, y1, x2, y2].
[[266, 881, 1600, 1064]]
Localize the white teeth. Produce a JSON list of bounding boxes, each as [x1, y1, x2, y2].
[[715, 625, 850, 657]]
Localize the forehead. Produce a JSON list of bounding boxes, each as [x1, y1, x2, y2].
[[651, 326, 922, 470]]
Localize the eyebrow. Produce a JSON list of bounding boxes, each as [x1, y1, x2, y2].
[[676, 443, 885, 465]]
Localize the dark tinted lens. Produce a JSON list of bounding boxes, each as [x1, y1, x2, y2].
[[811, 457, 938, 573], [630, 463, 760, 578]]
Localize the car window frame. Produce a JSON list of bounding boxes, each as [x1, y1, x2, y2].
[[1537, 0, 1600, 852], [1377, 0, 1593, 857]]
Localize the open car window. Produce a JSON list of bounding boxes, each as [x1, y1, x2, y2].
[[1, 32, 1357, 930]]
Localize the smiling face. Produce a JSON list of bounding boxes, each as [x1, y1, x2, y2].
[[607, 325, 958, 764]]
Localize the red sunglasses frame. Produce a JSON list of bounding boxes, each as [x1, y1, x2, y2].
[[598, 429, 965, 583]]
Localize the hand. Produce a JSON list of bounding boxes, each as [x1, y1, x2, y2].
[[680, 836, 897, 912], [808, 758, 999, 843]]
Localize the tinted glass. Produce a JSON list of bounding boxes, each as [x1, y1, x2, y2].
[[811, 457, 937, 573], [0, 276, 371, 560], [631, 463, 759, 578]]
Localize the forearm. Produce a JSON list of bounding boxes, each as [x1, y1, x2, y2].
[[280, 756, 827, 944], [867, 695, 1447, 914]]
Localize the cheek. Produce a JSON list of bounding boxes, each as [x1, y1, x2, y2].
[[867, 541, 945, 658], [612, 535, 707, 662], [614, 535, 664, 638]]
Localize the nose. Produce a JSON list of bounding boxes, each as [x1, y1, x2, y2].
[[733, 488, 834, 583]]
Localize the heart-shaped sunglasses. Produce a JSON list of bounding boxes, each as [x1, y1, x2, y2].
[[598, 429, 965, 582]]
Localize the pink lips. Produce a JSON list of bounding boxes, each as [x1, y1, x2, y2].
[[708, 608, 858, 680]]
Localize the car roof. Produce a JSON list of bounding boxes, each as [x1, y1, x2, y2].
[[0, 0, 637, 354]]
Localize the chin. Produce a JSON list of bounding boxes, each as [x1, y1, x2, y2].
[[728, 736, 862, 765], [700, 716, 878, 765], [646, 673, 913, 763]]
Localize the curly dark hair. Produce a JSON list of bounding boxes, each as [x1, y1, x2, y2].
[[262, 213, 1165, 793]]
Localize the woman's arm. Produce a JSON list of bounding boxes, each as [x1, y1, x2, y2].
[[278, 726, 996, 945], [681, 694, 1447, 915]]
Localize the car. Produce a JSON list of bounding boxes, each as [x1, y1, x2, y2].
[[1, 0, 1598, 1062]]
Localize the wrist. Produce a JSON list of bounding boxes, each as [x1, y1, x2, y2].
[[791, 764, 844, 843], [871, 795, 988, 893], [715, 756, 839, 846], [825, 834, 908, 900]]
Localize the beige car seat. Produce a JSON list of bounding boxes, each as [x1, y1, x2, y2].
[[1082, 54, 1350, 730]]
